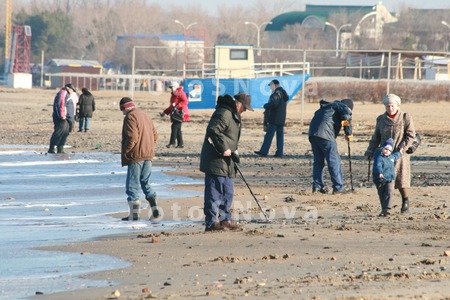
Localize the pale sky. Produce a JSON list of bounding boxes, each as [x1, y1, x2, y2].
[[155, 0, 450, 15]]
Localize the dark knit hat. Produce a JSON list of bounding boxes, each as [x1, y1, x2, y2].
[[341, 98, 354, 111], [382, 138, 394, 151], [234, 92, 254, 111], [119, 97, 135, 111], [268, 79, 280, 86], [65, 83, 76, 93]]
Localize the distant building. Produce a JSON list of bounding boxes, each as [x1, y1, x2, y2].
[[46, 59, 102, 90], [265, 3, 398, 48], [214, 45, 255, 78]]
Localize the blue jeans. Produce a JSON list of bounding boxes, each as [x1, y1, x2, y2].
[[203, 174, 234, 227], [79, 117, 90, 131], [125, 160, 156, 202], [259, 123, 284, 156], [310, 136, 343, 192]]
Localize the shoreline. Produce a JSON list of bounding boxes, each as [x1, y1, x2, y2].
[[31, 178, 450, 299], [2, 89, 449, 299]]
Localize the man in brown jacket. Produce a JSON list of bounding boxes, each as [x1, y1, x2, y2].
[[120, 97, 159, 221]]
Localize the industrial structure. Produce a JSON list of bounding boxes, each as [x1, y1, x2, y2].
[[3, 0, 33, 88]]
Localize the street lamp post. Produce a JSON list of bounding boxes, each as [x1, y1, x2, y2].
[[442, 20, 450, 30], [174, 19, 197, 78], [442, 21, 450, 52], [244, 21, 272, 56], [325, 22, 352, 57]]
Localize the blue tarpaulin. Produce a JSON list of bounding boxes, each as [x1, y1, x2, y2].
[[185, 74, 310, 109]]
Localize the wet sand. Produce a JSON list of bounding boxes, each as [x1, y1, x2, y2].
[[1, 87, 450, 299]]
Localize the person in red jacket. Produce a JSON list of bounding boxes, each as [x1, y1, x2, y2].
[[160, 81, 190, 148]]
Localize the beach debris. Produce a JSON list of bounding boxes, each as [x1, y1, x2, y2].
[[284, 196, 295, 202], [234, 276, 254, 284], [151, 236, 160, 243], [213, 256, 248, 263], [444, 250, 450, 257], [35, 291, 44, 295], [257, 282, 266, 287], [262, 254, 286, 260], [109, 290, 120, 299], [163, 281, 172, 286]]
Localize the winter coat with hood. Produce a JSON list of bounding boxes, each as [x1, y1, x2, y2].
[[200, 95, 241, 177], [53, 87, 74, 123], [308, 100, 352, 142], [163, 86, 190, 122], [78, 89, 95, 118], [373, 149, 402, 185], [264, 86, 289, 126]]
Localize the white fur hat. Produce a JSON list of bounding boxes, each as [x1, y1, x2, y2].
[[383, 94, 401, 106], [169, 81, 180, 89]]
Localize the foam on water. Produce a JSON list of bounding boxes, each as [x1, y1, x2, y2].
[[0, 150, 201, 299]]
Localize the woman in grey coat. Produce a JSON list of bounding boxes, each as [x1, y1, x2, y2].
[[364, 94, 416, 213], [77, 88, 96, 132]]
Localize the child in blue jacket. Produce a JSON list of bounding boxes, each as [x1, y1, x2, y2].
[[373, 138, 402, 216]]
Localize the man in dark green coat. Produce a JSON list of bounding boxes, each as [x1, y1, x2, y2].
[[200, 92, 253, 232]]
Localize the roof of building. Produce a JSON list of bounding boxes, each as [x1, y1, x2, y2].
[[305, 4, 374, 14], [266, 4, 375, 31], [47, 59, 102, 68], [117, 34, 201, 42]]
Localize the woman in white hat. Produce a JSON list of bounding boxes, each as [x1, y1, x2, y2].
[[365, 94, 416, 213]]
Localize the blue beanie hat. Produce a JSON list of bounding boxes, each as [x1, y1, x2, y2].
[[382, 138, 394, 151]]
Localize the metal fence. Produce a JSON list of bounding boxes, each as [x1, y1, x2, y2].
[[39, 47, 450, 96]]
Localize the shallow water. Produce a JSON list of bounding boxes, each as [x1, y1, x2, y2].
[[0, 150, 201, 299]]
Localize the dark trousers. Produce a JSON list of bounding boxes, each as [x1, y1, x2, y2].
[[203, 174, 234, 227], [376, 181, 394, 210], [169, 121, 183, 146], [50, 115, 70, 147], [259, 123, 284, 156], [310, 136, 343, 192]]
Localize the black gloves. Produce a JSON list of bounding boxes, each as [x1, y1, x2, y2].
[[406, 133, 421, 154], [231, 150, 240, 164]]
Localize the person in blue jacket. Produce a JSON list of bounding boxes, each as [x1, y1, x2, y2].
[[308, 98, 354, 194], [373, 138, 403, 216]]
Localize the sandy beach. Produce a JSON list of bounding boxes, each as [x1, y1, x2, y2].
[[1, 86, 450, 299]]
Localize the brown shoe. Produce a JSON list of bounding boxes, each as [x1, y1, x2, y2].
[[220, 220, 241, 230], [205, 222, 225, 232]]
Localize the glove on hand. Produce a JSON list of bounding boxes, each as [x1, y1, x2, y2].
[[231, 150, 240, 164]]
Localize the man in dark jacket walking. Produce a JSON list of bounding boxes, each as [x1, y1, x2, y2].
[[200, 92, 253, 232], [119, 97, 159, 221], [48, 83, 76, 154], [77, 88, 95, 132], [308, 99, 354, 194], [255, 79, 289, 158]]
